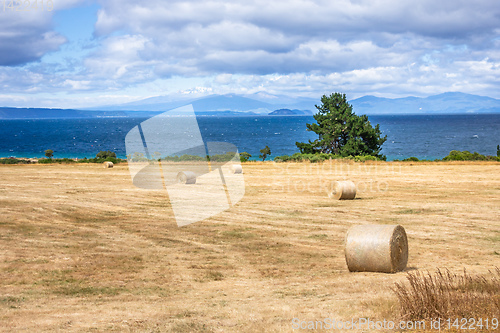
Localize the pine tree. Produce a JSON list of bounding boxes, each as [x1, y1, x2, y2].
[[296, 93, 387, 159]]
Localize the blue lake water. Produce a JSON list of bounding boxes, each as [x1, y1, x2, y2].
[[0, 114, 499, 161]]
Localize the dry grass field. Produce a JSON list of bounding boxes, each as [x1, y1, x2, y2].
[[0, 161, 499, 332]]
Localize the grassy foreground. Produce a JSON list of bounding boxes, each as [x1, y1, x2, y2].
[[0, 161, 499, 332]]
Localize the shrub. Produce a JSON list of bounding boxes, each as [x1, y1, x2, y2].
[[39, 158, 76, 164], [208, 152, 234, 162], [58, 158, 76, 164], [355, 155, 379, 162], [443, 150, 464, 160], [0, 158, 31, 164], [127, 152, 148, 162], [309, 155, 322, 163], [273, 153, 380, 163], [96, 150, 117, 159], [402, 157, 419, 162], [273, 155, 288, 163], [240, 152, 251, 162], [442, 150, 499, 161]]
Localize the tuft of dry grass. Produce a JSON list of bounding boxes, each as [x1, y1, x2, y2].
[[393, 268, 500, 321]]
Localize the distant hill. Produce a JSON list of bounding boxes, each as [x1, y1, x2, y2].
[[0, 107, 259, 119], [2, 92, 499, 119], [0, 107, 132, 119], [351, 92, 500, 115], [194, 110, 258, 116], [86, 94, 277, 113], [268, 109, 313, 115], [88, 92, 500, 116], [85, 93, 316, 114]]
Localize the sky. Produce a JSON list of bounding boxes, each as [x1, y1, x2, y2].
[[0, 0, 499, 108]]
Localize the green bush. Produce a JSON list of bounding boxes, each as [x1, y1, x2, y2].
[[273, 153, 380, 163], [58, 158, 76, 163], [39, 158, 76, 164], [0, 158, 31, 164], [240, 152, 251, 162], [402, 156, 419, 162], [160, 154, 208, 162], [354, 155, 379, 162], [209, 152, 235, 162], [96, 150, 117, 159], [442, 150, 499, 161]]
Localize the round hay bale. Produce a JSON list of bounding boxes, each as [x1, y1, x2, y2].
[[230, 164, 243, 174], [103, 161, 114, 168], [345, 224, 408, 273], [176, 171, 196, 184], [329, 180, 356, 200]]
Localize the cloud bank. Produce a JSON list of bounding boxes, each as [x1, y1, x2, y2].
[[0, 0, 499, 107]]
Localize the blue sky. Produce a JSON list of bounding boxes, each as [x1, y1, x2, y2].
[[0, 0, 499, 108]]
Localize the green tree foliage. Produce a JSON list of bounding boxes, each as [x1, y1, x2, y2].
[[273, 152, 379, 163], [239, 152, 251, 162], [44, 149, 54, 159], [259, 146, 271, 161], [295, 93, 387, 159], [96, 150, 117, 159], [0, 158, 32, 164], [402, 157, 420, 162], [443, 150, 499, 161], [497, 145, 499, 157]]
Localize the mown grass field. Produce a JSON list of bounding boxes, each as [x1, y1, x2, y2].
[[0, 161, 499, 332]]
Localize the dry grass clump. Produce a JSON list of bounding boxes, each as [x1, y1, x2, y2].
[[393, 268, 500, 321]]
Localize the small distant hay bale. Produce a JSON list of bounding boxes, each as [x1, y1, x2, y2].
[[103, 161, 114, 168], [328, 180, 356, 200], [345, 224, 408, 273], [230, 164, 243, 174], [176, 171, 196, 184]]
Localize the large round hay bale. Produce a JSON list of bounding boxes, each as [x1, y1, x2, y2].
[[176, 171, 196, 184], [345, 224, 408, 273], [103, 161, 114, 168], [329, 180, 356, 200], [230, 164, 243, 174]]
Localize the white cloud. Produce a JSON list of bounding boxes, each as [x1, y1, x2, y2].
[[89, 0, 500, 77], [0, 12, 65, 65], [1, 0, 500, 106], [0, 0, 91, 66]]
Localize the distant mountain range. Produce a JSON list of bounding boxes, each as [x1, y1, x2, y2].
[[350, 92, 500, 115], [1, 92, 499, 119], [0, 107, 159, 119], [269, 109, 313, 115], [85, 91, 500, 115], [84, 93, 318, 114]]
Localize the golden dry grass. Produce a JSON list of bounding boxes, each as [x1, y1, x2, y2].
[[0, 160, 499, 332]]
